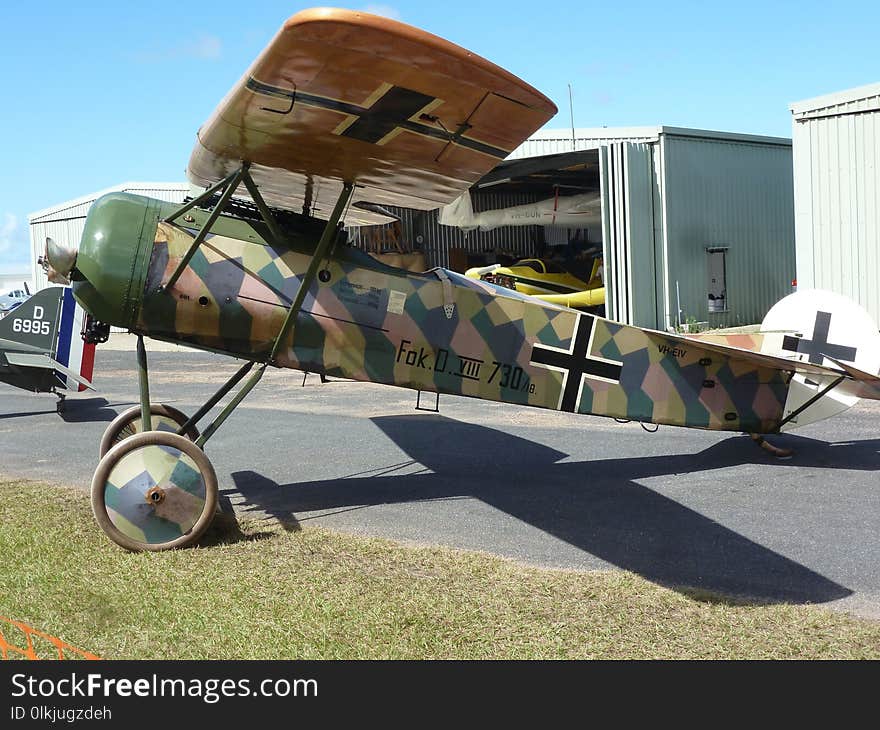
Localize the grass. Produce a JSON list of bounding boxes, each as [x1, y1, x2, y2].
[[1, 479, 879, 660]]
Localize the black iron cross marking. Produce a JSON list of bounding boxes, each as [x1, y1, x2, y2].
[[246, 76, 509, 159], [530, 314, 623, 413], [339, 86, 436, 144], [782, 311, 857, 365]]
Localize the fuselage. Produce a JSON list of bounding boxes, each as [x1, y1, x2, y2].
[[72, 192, 790, 433]]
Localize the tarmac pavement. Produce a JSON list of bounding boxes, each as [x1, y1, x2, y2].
[[1, 340, 879, 618]]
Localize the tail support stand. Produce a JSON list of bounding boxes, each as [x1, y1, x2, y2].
[[749, 433, 793, 459], [751, 373, 847, 458], [415, 390, 440, 412]]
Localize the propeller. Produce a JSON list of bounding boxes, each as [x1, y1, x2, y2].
[[40, 237, 78, 285]]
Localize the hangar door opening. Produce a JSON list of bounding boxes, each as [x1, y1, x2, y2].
[[599, 143, 659, 328]]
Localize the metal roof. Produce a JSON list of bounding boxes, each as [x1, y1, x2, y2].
[[656, 126, 791, 146], [519, 125, 790, 149], [790, 81, 880, 117], [28, 182, 191, 222], [473, 149, 601, 196]]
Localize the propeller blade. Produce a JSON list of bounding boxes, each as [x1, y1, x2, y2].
[[44, 237, 77, 285]]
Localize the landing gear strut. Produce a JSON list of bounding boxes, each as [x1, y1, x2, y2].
[[90, 171, 353, 551]]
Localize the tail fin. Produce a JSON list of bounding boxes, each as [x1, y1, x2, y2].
[[0, 287, 64, 352], [0, 287, 96, 392], [759, 289, 880, 430], [54, 289, 96, 392]]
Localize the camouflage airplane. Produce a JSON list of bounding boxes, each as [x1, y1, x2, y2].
[[40, 8, 880, 552], [0, 286, 99, 412]]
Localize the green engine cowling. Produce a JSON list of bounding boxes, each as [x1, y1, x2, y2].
[[72, 192, 161, 330]]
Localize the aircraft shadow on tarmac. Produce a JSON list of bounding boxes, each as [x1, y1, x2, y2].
[[0, 396, 120, 422], [59, 397, 121, 423], [229, 414, 880, 606]]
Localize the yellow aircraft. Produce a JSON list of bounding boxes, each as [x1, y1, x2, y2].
[[465, 257, 605, 310]]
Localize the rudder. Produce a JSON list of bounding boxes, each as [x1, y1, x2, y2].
[[55, 288, 96, 391], [759, 289, 880, 430]]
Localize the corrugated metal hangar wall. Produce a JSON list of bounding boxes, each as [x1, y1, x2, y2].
[[346, 189, 543, 271], [659, 131, 795, 331], [791, 81, 880, 325]]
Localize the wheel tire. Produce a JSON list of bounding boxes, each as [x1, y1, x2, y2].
[[91, 431, 218, 552], [99, 404, 200, 458]]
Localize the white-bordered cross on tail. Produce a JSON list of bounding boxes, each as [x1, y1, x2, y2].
[[782, 310, 858, 365], [530, 313, 623, 413]]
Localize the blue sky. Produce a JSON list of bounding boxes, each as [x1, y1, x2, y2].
[[1, 0, 878, 272]]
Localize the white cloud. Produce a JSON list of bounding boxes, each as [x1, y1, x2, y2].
[[0, 213, 18, 255], [134, 34, 223, 63], [362, 4, 401, 20], [187, 34, 222, 60]]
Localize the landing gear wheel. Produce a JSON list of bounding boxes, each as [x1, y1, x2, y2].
[[91, 431, 218, 552], [99, 404, 200, 458]]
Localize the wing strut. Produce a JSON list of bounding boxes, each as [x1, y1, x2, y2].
[[163, 167, 245, 290], [269, 181, 354, 363], [161, 162, 289, 291], [133, 333, 266, 449]]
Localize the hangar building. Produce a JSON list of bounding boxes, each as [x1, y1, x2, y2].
[[790, 82, 880, 325], [28, 183, 189, 291], [367, 126, 796, 331]]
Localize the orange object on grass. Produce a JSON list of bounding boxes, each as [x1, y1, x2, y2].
[[0, 616, 100, 660]]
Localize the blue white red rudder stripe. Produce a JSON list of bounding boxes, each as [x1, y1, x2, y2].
[[55, 288, 95, 391]]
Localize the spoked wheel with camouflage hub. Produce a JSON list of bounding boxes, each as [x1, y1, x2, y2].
[[91, 431, 218, 551], [99, 404, 200, 458]]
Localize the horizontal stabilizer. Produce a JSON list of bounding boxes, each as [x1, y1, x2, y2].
[[4, 352, 95, 390], [826, 357, 880, 400], [677, 331, 847, 378]]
